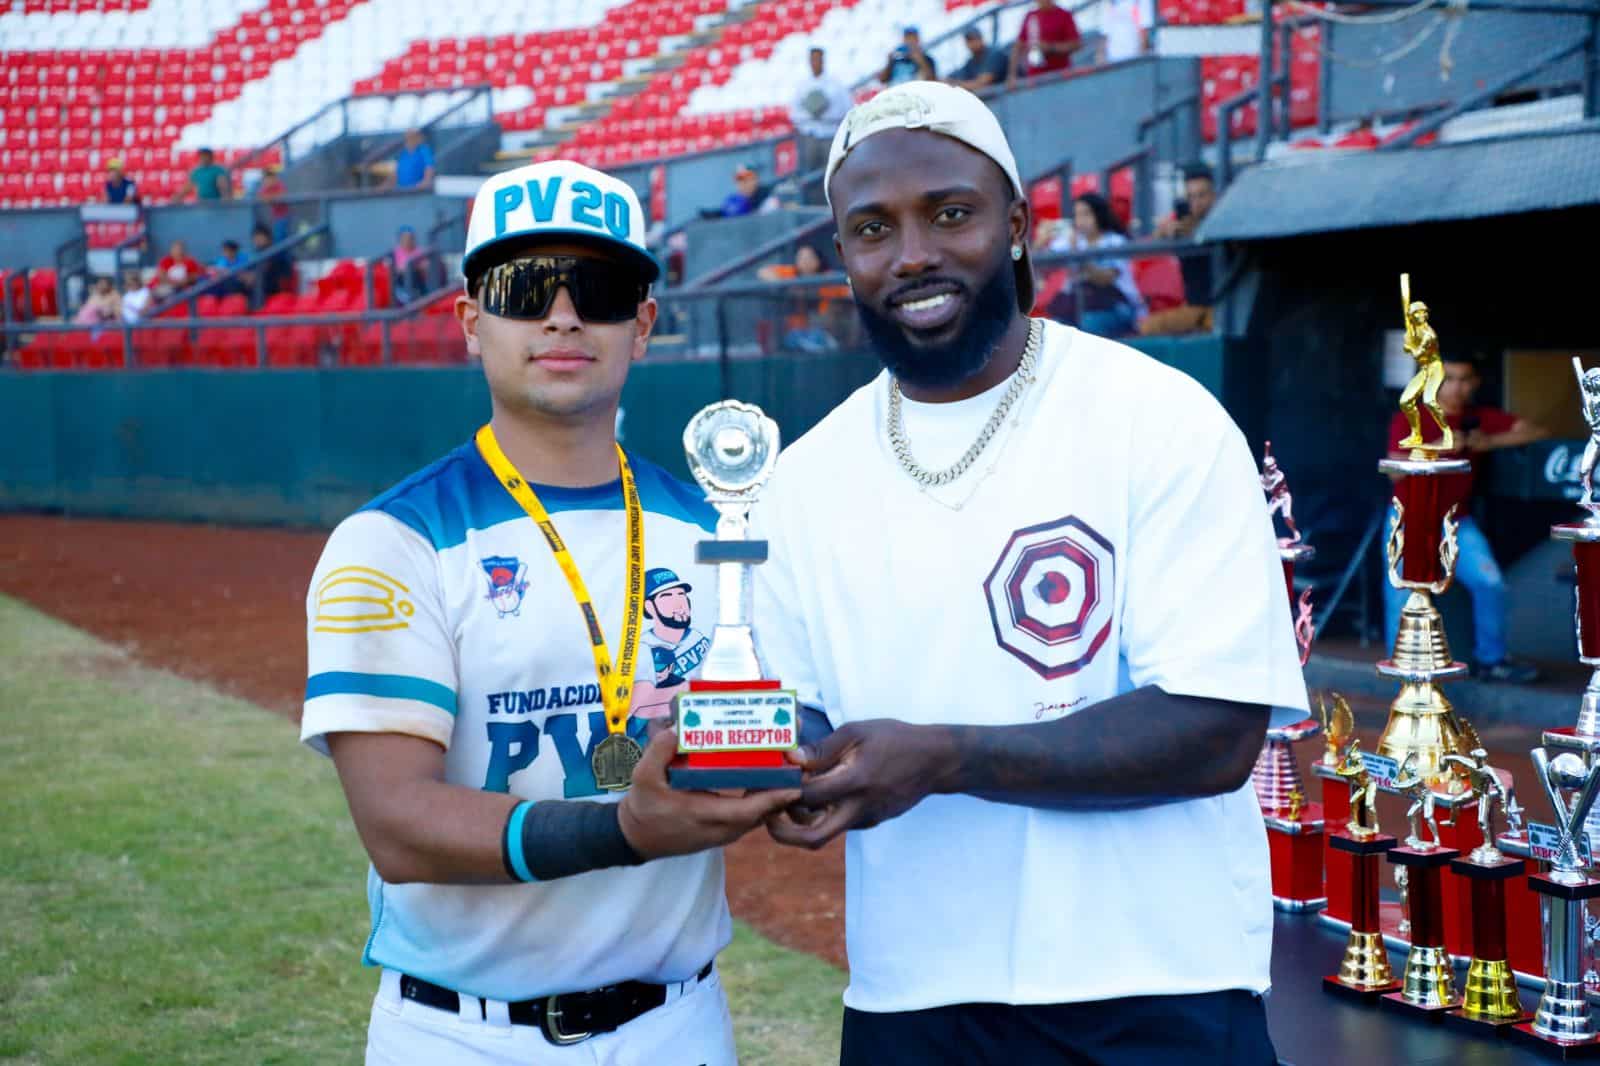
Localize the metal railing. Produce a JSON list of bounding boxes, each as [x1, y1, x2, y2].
[[0, 283, 462, 370], [230, 85, 497, 186], [1222, 0, 1600, 186]]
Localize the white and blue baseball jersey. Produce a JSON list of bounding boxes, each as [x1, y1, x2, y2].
[[301, 439, 725, 1002]]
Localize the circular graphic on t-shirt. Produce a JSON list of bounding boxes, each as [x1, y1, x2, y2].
[[983, 515, 1116, 679]]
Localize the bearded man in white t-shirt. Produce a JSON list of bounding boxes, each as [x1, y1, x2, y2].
[[752, 81, 1309, 1065]]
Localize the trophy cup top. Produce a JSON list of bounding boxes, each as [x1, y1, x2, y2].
[[1532, 747, 1600, 884], [684, 401, 780, 509]]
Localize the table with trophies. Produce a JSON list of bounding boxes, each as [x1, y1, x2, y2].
[[1253, 279, 1600, 1062]]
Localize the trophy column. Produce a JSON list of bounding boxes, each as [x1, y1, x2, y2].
[[1445, 827, 1531, 1031], [1324, 741, 1403, 1001], [1381, 842, 1461, 1016], [668, 402, 803, 791], [1512, 746, 1600, 1055], [1251, 445, 1328, 911]]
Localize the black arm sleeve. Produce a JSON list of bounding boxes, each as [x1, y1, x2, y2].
[[501, 800, 646, 882]]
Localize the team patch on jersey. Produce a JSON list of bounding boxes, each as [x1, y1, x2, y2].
[[480, 555, 530, 617], [983, 515, 1116, 680], [313, 566, 416, 634]]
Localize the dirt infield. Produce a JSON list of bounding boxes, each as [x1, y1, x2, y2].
[[0, 514, 847, 969]]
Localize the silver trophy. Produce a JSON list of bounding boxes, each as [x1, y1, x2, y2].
[[1523, 746, 1600, 1046], [683, 400, 780, 684], [670, 401, 800, 790]]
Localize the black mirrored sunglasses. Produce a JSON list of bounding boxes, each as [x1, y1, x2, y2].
[[476, 255, 648, 324]]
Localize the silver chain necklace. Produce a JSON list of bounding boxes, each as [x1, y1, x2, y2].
[[886, 318, 1043, 487]]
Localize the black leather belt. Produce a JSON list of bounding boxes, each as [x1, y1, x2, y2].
[[398, 961, 714, 1046]]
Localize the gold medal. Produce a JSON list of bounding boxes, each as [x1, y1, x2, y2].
[[477, 425, 646, 792], [592, 732, 645, 792]]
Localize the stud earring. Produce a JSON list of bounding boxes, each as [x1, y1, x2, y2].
[[1011, 245, 1023, 261]]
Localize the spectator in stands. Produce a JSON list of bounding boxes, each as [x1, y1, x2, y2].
[[1383, 357, 1549, 682], [103, 159, 140, 205], [948, 27, 1008, 92], [179, 147, 232, 202], [393, 128, 436, 190], [703, 164, 768, 219], [1009, 0, 1082, 85], [392, 225, 430, 304], [157, 239, 204, 289], [257, 164, 292, 241], [248, 223, 295, 299], [757, 243, 853, 353], [791, 47, 853, 176], [211, 239, 250, 300], [1043, 192, 1145, 338], [120, 270, 154, 323], [73, 276, 122, 331], [1141, 162, 1216, 335], [881, 26, 936, 86], [1101, 0, 1154, 63]]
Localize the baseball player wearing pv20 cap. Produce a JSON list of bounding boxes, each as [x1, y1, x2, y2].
[[301, 160, 801, 1066]]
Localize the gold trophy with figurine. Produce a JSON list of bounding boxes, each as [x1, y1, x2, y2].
[[1375, 275, 1474, 786], [1323, 738, 1403, 1000]]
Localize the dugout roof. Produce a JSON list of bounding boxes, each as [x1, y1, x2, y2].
[[1199, 123, 1600, 241]]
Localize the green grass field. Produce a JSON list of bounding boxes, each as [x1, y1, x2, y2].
[[0, 594, 843, 1064]]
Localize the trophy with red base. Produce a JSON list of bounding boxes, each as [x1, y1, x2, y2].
[[1252, 443, 1327, 910], [1324, 740, 1404, 1001], [1380, 752, 1462, 1017], [668, 402, 802, 790], [1441, 753, 1531, 1032], [1511, 745, 1600, 1056]]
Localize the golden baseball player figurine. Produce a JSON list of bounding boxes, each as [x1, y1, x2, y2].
[[1337, 739, 1381, 839], [1396, 274, 1453, 452]]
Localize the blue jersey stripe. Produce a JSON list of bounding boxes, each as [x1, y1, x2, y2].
[[361, 441, 716, 551], [306, 671, 458, 715]]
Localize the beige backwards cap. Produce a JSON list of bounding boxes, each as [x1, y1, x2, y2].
[[824, 82, 1033, 313]]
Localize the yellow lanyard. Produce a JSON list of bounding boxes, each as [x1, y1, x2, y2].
[[475, 424, 644, 736]]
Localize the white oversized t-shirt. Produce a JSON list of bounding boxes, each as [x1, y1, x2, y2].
[[751, 321, 1309, 1012], [301, 440, 728, 1001]]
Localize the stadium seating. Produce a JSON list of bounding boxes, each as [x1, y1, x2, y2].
[[1, 0, 1317, 209]]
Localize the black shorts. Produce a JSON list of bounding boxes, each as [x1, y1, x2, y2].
[[840, 989, 1277, 1066]]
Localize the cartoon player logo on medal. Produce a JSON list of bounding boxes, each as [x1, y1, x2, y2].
[[637, 567, 711, 717], [480, 555, 530, 618]]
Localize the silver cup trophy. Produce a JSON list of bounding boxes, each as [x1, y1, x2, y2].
[[668, 401, 803, 790]]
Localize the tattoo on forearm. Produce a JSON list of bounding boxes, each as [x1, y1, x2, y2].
[[946, 686, 1266, 810]]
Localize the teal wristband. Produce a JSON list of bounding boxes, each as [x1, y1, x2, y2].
[[502, 801, 537, 882]]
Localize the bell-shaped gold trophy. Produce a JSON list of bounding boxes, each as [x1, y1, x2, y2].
[[1374, 274, 1474, 787]]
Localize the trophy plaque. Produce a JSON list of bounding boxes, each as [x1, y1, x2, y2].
[[668, 401, 803, 790]]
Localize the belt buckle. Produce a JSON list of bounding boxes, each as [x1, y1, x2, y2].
[[543, 995, 592, 1046]]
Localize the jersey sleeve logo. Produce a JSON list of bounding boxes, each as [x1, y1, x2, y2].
[[481, 555, 531, 618], [983, 515, 1116, 679], [313, 566, 416, 634]]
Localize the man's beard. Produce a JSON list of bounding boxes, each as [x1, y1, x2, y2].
[[653, 613, 690, 634], [854, 252, 1017, 391]]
